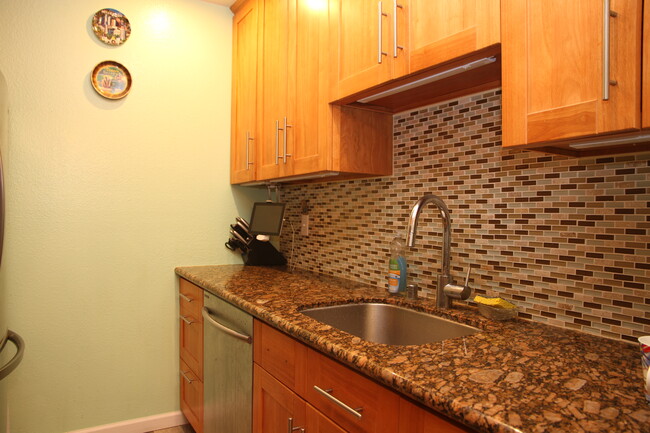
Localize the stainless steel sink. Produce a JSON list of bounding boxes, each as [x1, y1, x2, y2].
[[300, 303, 480, 346]]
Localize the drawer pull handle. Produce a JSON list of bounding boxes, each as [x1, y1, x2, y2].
[[179, 293, 193, 302], [287, 417, 305, 433], [179, 315, 194, 325], [313, 385, 364, 419], [180, 370, 194, 384]]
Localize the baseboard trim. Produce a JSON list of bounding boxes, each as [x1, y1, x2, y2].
[[68, 411, 187, 433]]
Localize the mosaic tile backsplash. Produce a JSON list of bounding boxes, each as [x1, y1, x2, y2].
[[278, 89, 650, 343]]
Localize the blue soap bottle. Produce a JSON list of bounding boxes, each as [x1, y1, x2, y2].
[[388, 237, 407, 293]]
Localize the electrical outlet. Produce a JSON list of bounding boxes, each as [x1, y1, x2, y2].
[[301, 214, 309, 236]]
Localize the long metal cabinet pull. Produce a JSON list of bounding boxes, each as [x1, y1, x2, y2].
[[275, 120, 281, 164], [602, 0, 619, 100], [283, 117, 292, 163], [179, 293, 193, 303], [313, 385, 364, 419], [393, 1, 403, 57], [180, 370, 194, 384], [245, 131, 254, 169], [202, 306, 252, 343], [377, 1, 387, 63], [287, 417, 305, 433]]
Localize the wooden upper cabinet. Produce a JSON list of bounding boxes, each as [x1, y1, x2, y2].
[[331, 0, 407, 99], [257, 0, 331, 181], [331, 0, 500, 101], [641, 1, 650, 128], [257, 0, 292, 180], [407, 0, 500, 73], [502, 0, 643, 147], [231, 0, 259, 184]]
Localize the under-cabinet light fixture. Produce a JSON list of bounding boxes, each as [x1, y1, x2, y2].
[[568, 133, 650, 149], [357, 56, 497, 104]]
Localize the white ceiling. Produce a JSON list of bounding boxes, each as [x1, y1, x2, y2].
[[201, 0, 236, 6]]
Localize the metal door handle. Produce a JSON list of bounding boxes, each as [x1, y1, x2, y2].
[[179, 315, 194, 325], [0, 330, 25, 381], [377, 1, 388, 63], [179, 293, 193, 303], [287, 417, 305, 433], [180, 370, 194, 384], [602, 0, 618, 100], [283, 117, 292, 163], [275, 120, 281, 165], [313, 386, 363, 419], [202, 307, 252, 344], [246, 131, 254, 169], [393, 1, 403, 57]]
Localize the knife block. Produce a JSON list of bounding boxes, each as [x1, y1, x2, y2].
[[242, 239, 287, 266]]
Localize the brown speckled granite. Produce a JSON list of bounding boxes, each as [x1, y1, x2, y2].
[[175, 265, 650, 433]]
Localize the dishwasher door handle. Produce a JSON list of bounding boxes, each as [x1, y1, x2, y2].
[[202, 307, 252, 344]]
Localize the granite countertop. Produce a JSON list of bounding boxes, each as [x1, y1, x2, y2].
[[175, 265, 650, 433]]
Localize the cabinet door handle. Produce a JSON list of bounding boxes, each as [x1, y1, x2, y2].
[[313, 386, 364, 419], [393, 1, 403, 57], [246, 131, 254, 169], [377, 1, 388, 63], [283, 117, 292, 164], [179, 315, 194, 325], [275, 120, 281, 165], [180, 370, 194, 384], [179, 293, 193, 303], [602, 0, 619, 100], [287, 417, 305, 433]]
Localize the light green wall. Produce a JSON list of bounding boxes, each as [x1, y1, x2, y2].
[[0, 1, 265, 431]]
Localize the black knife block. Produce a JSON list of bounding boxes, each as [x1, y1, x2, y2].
[[242, 239, 287, 266]]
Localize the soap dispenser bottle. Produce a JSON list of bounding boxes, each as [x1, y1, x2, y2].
[[388, 237, 407, 293]]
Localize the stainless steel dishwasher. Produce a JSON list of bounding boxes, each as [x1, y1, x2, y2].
[[202, 291, 253, 433]]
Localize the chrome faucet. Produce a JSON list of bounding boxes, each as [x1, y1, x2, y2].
[[406, 194, 472, 309]]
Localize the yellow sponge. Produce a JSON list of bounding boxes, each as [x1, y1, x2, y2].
[[474, 295, 516, 310]]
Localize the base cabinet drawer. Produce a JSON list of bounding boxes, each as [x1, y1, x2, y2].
[[179, 279, 205, 433], [180, 359, 204, 433], [303, 349, 399, 433]]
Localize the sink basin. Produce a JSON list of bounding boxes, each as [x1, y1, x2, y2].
[[300, 303, 480, 346]]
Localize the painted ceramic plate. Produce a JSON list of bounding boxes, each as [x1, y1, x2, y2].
[[92, 8, 131, 46], [91, 61, 132, 100]]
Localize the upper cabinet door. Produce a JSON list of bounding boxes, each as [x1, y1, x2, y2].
[[289, 0, 331, 176], [257, 0, 293, 180], [331, 0, 408, 99], [231, 0, 260, 184], [641, 1, 650, 128], [502, 0, 642, 147], [408, 0, 500, 73]]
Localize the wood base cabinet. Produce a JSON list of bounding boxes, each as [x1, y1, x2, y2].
[[502, 0, 647, 153], [253, 319, 475, 433], [179, 279, 204, 433]]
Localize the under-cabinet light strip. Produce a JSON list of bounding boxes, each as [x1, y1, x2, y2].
[[568, 133, 650, 149], [357, 56, 497, 104]]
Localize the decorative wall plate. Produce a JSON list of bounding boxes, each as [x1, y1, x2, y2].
[[91, 61, 132, 100], [92, 8, 131, 46]]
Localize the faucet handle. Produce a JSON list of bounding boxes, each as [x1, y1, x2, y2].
[[463, 266, 472, 287], [444, 266, 473, 301]]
